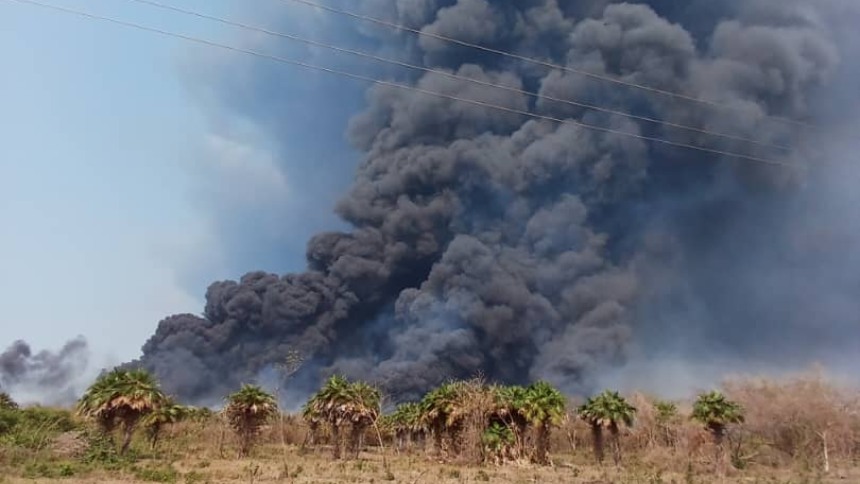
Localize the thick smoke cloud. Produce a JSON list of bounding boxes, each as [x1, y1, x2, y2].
[[0, 338, 90, 406], [133, 0, 859, 403]]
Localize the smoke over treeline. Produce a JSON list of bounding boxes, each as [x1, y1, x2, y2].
[[0, 338, 90, 406], [126, 0, 859, 404]]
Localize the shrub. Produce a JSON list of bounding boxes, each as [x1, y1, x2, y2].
[[133, 464, 179, 483], [22, 460, 83, 479], [0, 407, 78, 450]]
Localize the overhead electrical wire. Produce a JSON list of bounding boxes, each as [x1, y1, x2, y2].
[[4, 0, 799, 169], [126, 0, 792, 152], [282, 0, 814, 130]]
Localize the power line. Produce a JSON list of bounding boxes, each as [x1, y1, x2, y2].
[[282, 0, 814, 130], [126, 0, 791, 152], [4, 0, 797, 169]]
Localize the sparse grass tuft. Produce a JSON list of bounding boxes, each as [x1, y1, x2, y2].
[[132, 463, 179, 483]]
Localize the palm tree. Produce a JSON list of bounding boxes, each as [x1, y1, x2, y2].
[[300, 399, 323, 450], [419, 382, 469, 457], [224, 384, 278, 458], [345, 381, 381, 458], [76, 368, 167, 454], [0, 392, 18, 410], [304, 375, 351, 459], [303, 376, 381, 459], [493, 385, 529, 460], [520, 381, 566, 465], [482, 421, 515, 464], [654, 400, 678, 447], [141, 401, 189, 449], [577, 390, 636, 465], [186, 406, 214, 424], [691, 391, 744, 447], [388, 402, 424, 451]]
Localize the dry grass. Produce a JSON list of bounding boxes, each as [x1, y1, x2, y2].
[[3, 444, 859, 484]]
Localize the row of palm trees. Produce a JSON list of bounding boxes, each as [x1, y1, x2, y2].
[[68, 369, 745, 465], [74, 369, 274, 457], [373, 379, 567, 464]]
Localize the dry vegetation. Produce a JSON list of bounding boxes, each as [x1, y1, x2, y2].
[[2, 369, 859, 483]]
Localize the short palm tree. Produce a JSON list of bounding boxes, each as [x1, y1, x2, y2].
[[482, 421, 515, 464], [304, 375, 352, 459], [654, 400, 679, 447], [186, 406, 214, 423], [303, 376, 381, 459], [224, 384, 278, 457], [578, 390, 637, 465], [0, 392, 18, 410], [691, 391, 744, 446], [141, 401, 189, 449], [520, 381, 566, 465], [388, 402, 424, 450], [345, 381, 381, 457], [419, 382, 469, 456], [76, 368, 167, 454], [493, 385, 529, 459]]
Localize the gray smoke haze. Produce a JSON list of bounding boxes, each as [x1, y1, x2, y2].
[[130, 0, 860, 403], [0, 338, 90, 406]]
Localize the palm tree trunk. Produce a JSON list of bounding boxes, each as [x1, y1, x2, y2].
[[349, 424, 364, 459], [610, 423, 622, 466], [120, 422, 135, 455], [240, 429, 252, 458], [534, 423, 550, 465], [432, 423, 444, 457], [331, 424, 342, 459], [149, 426, 161, 451], [710, 423, 726, 475], [302, 421, 318, 451], [515, 421, 528, 460], [591, 424, 604, 465], [217, 421, 226, 459]]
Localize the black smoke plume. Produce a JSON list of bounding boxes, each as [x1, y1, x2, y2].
[[0, 338, 90, 406], [133, 0, 860, 403]]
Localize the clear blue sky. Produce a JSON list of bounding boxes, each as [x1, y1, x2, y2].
[[0, 0, 363, 367]]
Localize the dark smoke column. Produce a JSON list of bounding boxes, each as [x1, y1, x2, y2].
[[133, 0, 850, 403]]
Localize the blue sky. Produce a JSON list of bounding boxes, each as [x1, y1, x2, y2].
[[0, 0, 364, 368]]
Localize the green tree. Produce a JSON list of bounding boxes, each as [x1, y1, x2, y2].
[[224, 385, 278, 458], [520, 381, 566, 465], [388, 402, 424, 450], [654, 400, 679, 447], [577, 390, 637, 465], [419, 382, 470, 457], [344, 381, 381, 458], [141, 401, 189, 449], [185, 406, 214, 424], [303, 376, 381, 459], [691, 391, 744, 447], [0, 392, 18, 410], [482, 421, 515, 464], [493, 385, 529, 460], [76, 368, 167, 454], [0, 392, 19, 435]]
